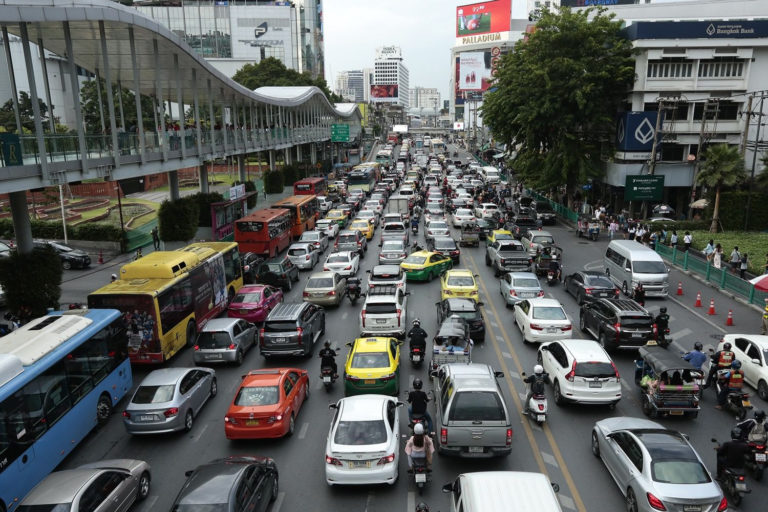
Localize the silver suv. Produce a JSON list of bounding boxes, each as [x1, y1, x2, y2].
[[359, 285, 410, 339], [520, 229, 555, 257]]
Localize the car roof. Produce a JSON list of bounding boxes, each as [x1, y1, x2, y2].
[[633, 430, 697, 460], [240, 368, 292, 387], [178, 461, 247, 505], [556, 339, 612, 361], [237, 285, 269, 293], [600, 298, 650, 315], [353, 337, 391, 353], [308, 271, 337, 280], [267, 302, 308, 321], [444, 298, 478, 311], [508, 272, 538, 280], [528, 230, 552, 236], [446, 269, 473, 278], [327, 251, 354, 258], [202, 317, 240, 332], [372, 265, 401, 275], [338, 395, 390, 422], [21, 469, 99, 504], [528, 298, 562, 308], [139, 367, 191, 386], [723, 334, 768, 348]]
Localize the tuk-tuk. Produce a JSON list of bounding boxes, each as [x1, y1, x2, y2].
[[577, 215, 601, 240], [431, 316, 472, 372], [459, 222, 482, 247], [534, 246, 562, 277], [634, 346, 703, 419]]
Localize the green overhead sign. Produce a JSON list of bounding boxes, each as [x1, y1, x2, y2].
[[624, 175, 664, 201], [331, 124, 350, 142]]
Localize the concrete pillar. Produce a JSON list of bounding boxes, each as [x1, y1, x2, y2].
[[269, 149, 276, 171], [169, 170, 180, 201], [296, 143, 301, 162], [199, 163, 209, 194], [238, 154, 246, 183], [99, 21, 120, 168], [284, 148, 291, 166], [9, 191, 33, 254], [311, 144, 317, 164], [2, 26, 23, 135]]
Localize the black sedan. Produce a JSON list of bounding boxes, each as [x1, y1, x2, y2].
[[34, 240, 91, 269], [435, 298, 485, 343], [428, 236, 461, 263], [254, 256, 300, 291], [564, 270, 620, 305]]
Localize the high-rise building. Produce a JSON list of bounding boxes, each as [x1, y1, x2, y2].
[[132, 0, 324, 79], [334, 70, 365, 103], [410, 87, 441, 111], [363, 67, 373, 102], [373, 46, 409, 108]]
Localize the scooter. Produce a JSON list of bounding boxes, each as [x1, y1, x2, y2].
[[712, 438, 751, 506], [653, 326, 672, 348], [715, 371, 753, 420], [745, 441, 767, 481], [546, 269, 558, 286], [521, 372, 548, 425], [410, 344, 425, 367], [346, 277, 362, 305], [410, 456, 431, 495], [319, 346, 339, 391], [412, 222, 419, 235]]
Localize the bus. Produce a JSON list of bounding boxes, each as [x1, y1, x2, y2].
[[375, 149, 392, 167], [348, 163, 380, 194], [0, 309, 132, 512], [294, 176, 327, 197], [431, 138, 447, 154], [271, 195, 319, 239], [88, 246, 234, 364], [178, 241, 244, 300], [234, 208, 293, 257]]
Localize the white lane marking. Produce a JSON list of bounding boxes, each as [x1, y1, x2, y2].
[[621, 379, 632, 392], [364, 491, 375, 512], [559, 494, 577, 511], [668, 296, 726, 334], [489, 320, 499, 328], [139, 496, 158, 511], [496, 335, 505, 344], [583, 259, 603, 271], [191, 423, 208, 442], [407, 491, 415, 512], [298, 422, 310, 439], [342, 311, 349, 319], [540, 451, 558, 468], [518, 392, 527, 401], [509, 371, 520, 380], [502, 351, 513, 359], [272, 492, 285, 512], [676, 328, 693, 340]]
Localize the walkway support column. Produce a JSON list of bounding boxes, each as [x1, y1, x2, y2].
[[169, 170, 180, 201], [238, 154, 246, 183], [311, 143, 317, 164], [200, 162, 209, 194], [174, 54, 187, 159], [2, 26, 23, 135], [129, 27, 146, 164], [269, 149, 276, 171], [99, 21, 120, 168], [20, 23, 48, 175], [9, 191, 33, 254]]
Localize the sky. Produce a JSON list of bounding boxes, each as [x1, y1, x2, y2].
[[323, 0, 470, 101]]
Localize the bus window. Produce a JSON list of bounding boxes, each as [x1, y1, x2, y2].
[[157, 279, 194, 335]]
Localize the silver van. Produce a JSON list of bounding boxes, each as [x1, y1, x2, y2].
[[604, 240, 669, 297], [442, 471, 562, 512], [431, 363, 512, 457]]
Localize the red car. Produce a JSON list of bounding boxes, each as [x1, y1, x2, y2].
[[224, 368, 310, 439], [227, 285, 283, 324]]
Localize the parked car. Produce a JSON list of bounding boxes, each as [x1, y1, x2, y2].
[[324, 250, 360, 278], [512, 298, 572, 344], [579, 298, 655, 351], [253, 256, 300, 291], [564, 271, 620, 305], [34, 240, 91, 269], [122, 367, 217, 434], [193, 317, 257, 365], [286, 242, 320, 270], [259, 302, 326, 358], [225, 368, 310, 439], [378, 239, 408, 265], [718, 334, 768, 400], [303, 271, 347, 306], [436, 298, 485, 343], [227, 284, 283, 324], [499, 272, 543, 306], [299, 230, 330, 252]]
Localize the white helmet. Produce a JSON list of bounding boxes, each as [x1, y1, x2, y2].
[[534, 365, 544, 375], [412, 318, 421, 326], [414, 423, 425, 435]]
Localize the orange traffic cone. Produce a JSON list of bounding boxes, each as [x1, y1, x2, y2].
[[677, 282, 683, 296], [694, 292, 702, 308], [98, 249, 104, 265], [707, 299, 716, 316], [726, 310, 734, 326]]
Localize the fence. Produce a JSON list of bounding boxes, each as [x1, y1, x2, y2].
[[124, 218, 156, 252], [655, 243, 768, 306], [525, 189, 580, 222]]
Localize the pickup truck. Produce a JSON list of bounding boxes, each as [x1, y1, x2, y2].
[[485, 240, 532, 277]]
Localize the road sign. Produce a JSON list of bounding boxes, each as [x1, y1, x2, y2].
[[491, 46, 501, 57], [331, 124, 350, 142], [0, 133, 22, 166], [624, 175, 664, 201]]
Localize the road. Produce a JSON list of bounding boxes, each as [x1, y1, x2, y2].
[[56, 143, 768, 512]]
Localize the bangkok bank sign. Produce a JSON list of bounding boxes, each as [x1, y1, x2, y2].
[[456, 0, 511, 45]]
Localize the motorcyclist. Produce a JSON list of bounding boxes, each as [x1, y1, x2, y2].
[[715, 360, 745, 409], [715, 427, 751, 479], [404, 422, 435, 471], [736, 409, 768, 443], [523, 365, 548, 413], [407, 378, 434, 433], [411, 215, 419, 232], [704, 342, 735, 389], [547, 257, 562, 282], [654, 307, 670, 344], [408, 319, 428, 352], [415, 503, 430, 512], [318, 341, 338, 378], [683, 341, 708, 370], [633, 283, 646, 307]]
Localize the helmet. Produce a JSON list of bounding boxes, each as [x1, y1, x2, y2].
[[694, 342, 703, 351], [723, 342, 732, 351], [660, 307, 667, 314], [416, 503, 430, 512], [731, 427, 742, 440], [111, 273, 117, 281], [755, 410, 766, 422], [412, 318, 421, 327], [413, 378, 423, 390], [534, 365, 544, 375], [414, 423, 425, 435], [731, 360, 742, 370], [324, 341, 331, 348]]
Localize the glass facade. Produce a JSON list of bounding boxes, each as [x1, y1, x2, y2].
[[136, 2, 232, 58]]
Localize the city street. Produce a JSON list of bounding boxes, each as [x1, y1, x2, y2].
[[55, 144, 768, 512]]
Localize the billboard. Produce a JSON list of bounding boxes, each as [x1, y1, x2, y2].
[[459, 52, 492, 91], [561, 0, 636, 6], [456, 0, 511, 37], [230, 5, 296, 69], [393, 124, 409, 133], [616, 112, 663, 152], [371, 84, 399, 100], [624, 175, 665, 201]]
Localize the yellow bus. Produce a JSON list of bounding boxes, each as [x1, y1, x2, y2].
[[87, 242, 243, 364]]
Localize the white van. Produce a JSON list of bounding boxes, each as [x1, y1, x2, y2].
[[480, 166, 501, 184], [442, 471, 562, 512], [604, 239, 669, 297]]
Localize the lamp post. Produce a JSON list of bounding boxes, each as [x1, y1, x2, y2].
[[115, 181, 125, 237]]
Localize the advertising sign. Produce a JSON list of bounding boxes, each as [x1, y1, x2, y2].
[[616, 112, 663, 152], [393, 124, 409, 133], [624, 175, 665, 201], [456, 0, 511, 37], [453, 122, 465, 130], [626, 20, 768, 40], [371, 84, 399, 100], [561, 0, 635, 6], [0, 133, 22, 166], [230, 5, 295, 69], [459, 52, 493, 91]]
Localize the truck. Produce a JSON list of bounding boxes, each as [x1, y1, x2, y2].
[[387, 195, 411, 221], [486, 239, 533, 277]]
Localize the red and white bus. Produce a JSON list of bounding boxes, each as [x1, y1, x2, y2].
[[294, 176, 327, 197], [235, 208, 293, 257]]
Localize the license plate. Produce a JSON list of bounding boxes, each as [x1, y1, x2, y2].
[[246, 419, 259, 426], [537, 415, 546, 422], [546, 328, 557, 333], [589, 381, 602, 388], [415, 473, 427, 483], [669, 410, 684, 416], [468, 446, 484, 453], [376, 319, 387, 324], [413, 355, 421, 362], [350, 460, 370, 469], [683, 506, 701, 512], [323, 376, 331, 383], [632, 333, 643, 338], [736, 482, 747, 492], [756, 453, 767, 462], [364, 380, 376, 385], [205, 354, 222, 359], [139, 415, 155, 422], [273, 337, 287, 343], [743, 400, 752, 407]]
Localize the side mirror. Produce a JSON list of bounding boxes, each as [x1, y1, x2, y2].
[[396, 401, 405, 408], [405, 292, 411, 296], [752, 358, 762, 366], [366, 269, 372, 273], [442, 483, 453, 493], [521, 372, 527, 377], [185, 470, 195, 477], [477, 301, 485, 307], [429, 370, 439, 378], [494, 371, 505, 378], [474, 274, 479, 277], [551, 483, 560, 493], [345, 342, 353, 347], [329, 403, 338, 410]]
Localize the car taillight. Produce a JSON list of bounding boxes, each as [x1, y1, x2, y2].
[[193, 345, 200, 351], [228, 343, 236, 350], [323, 267, 330, 271], [646, 492, 666, 511], [345, 265, 352, 270], [506, 428, 513, 446], [259, 328, 265, 346], [562, 325, 572, 331], [327, 290, 336, 296], [717, 497, 728, 512], [440, 428, 447, 444], [225, 416, 238, 425], [267, 414, 283, 423], [614, 289, 620, 296], [122, 411, 130, 418], [164, 407, 179, 418], [357, 241, 362, 246], [400, 253, 407, 258], [611, 361, 620, 382], [303, 291, 310, 297], [584, 288, 593, 295], [377, 453, 395, 465], [296, 327, 303, 346], [537, 290, 545, 297], [361, 310, 366, 327], [325, 455, 342, 466], [529, 323, 543, 330], [334, 242, 338, 249], [305, 254, 311, 260], [396, 309, 402, 326], [614, 322, 621, 341], [565, 360, 577, 382]]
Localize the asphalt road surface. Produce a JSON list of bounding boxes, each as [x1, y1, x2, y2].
[[55, 143, 768, 512]]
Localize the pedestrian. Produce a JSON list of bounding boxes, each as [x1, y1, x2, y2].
[[740, 253, 749, 279], [730, 246, 741, 273], [763, 299, 768, 335], [263, 187, 268, 200], [683, 231, 692, 252], [151, 226, 160, 250], [713, 243, 723, 270], [704, 239, 715, 261], [670, 230, 678, 248], [633, 283, 646, 307], [628, 223, 636, 241], [649, 231, 657, 250], [608, 219, 618, 240]]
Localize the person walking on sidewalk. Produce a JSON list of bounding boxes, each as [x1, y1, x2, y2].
[[609, 219, 618, 240], [683, 231, 692, 252], [713, 244, 723, 269], [730, 246, 741, 273], [670, 230, 678, 248], [762, 299, 768, 335], [704, 239, 715, 262], [151, 226, 160, 250], [740, 253, 749, 279]]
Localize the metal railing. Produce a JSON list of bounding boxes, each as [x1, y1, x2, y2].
[[526, 189, 580, 222]]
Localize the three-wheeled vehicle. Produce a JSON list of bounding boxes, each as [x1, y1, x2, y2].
[[577, 215, 601, 240], [534, 246, 563, 277], [431, 316, 472, 373], [634, 346, 703, 419], [459, 222, 482, 247]]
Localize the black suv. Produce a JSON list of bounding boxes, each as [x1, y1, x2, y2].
[[578, 299, 654, 351], [254, 256, 300, 291], [260, 302, 325, 357], [435, 298, 485, 343], [507, 216, 539, 239], [34, 240, 91, 269]]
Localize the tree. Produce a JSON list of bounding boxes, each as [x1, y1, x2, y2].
[[696, 144, 745, 232], [232, 57, 343, 104], [0, 245, 62, 318], [0, 91, 52, 133], [80, 78, 157, 133], [482, 7, 636, 202]]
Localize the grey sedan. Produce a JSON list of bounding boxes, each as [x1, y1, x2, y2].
[[18, 459, 151, 512], [123, 367, 216, 434], [299, 230, 330, 253], [287, 242, 320, 270], [500, 272, 543, 306], [193, 317, 257, 365], [379, 240, 408, 265], [591, 417, 724, 512]]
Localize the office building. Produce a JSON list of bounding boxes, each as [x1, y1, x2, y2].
[[372, 46, 409, 108], [334, 70, 365, 103]]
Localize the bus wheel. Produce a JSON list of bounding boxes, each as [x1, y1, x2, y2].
[[96, 393, 113, 425], [186, 321, 197, 348]]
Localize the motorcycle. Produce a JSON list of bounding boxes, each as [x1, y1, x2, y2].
[[715, 371, 753, 420], [346, 277, 362, 305], [745, 441, 767, 481], [410, 345, 425, 367], [521, 372, 548, 425], [411, 222, 419, 235], [653, 326, 671, 348], [546, 269, 558, 286], [320, 346, 339, 391], [712, 438, 751, 506], [411, 456, 431, 495]]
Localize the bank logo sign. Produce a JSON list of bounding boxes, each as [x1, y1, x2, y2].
[[616, 112, 662, 152]]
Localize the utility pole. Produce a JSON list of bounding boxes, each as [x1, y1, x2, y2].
[[689, 99, 720, 222], [642, 99, 666, 219], [744, 93, 767, 230]]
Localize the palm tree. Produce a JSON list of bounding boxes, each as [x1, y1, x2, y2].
[[696, 144, 745, 233]]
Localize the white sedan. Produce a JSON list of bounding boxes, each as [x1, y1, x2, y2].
[[451, 208, 476, 228], [316, 219, 340, 239], [475, 202, 500, 219], [513, 298, 572, 343], [323, 251, 360, 278], [719, 334, 768, 400], [325, 395, 401, 486]]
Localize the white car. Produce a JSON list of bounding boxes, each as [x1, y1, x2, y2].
[[317, 196, 333, 213], [299, 230, 329, 253], [323, 251, 360, 278], [513, 298, 572, 343], [537, 339, 621, 407], [364, 200, 384, 215], [286, 242, 320, 270], [475, 202, 500, 219], [366, 265, 406, 291], [325, 395, 401, 486], [425, 220, 450, 243], [360, 286, 409, 338], [356, 210, 379, 228], [451, 208, 475, 228], [719, 334, 768, 400], [316, 219, 340, 239]]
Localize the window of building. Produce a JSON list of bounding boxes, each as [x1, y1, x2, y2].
[[693, 101, 741, 121], [647, 59, 693, 79], [698, 58, 745, 79], [659, 143, 686, 162]]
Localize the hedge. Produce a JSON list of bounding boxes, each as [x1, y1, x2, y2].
[[282, 165, 298, 186], [703, 190, 768, 231], [263, 170, 284, 194], [188, 191, 224, 227], [0, 218, 122, 242], [157, 196, 199, 242], [0, 245, 62, 318], [234, 180, 258, 209]]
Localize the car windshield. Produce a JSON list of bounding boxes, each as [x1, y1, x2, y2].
[[338, 235, 356, 244], [498, 244, 523, 253], [532, 236, 554, 245], [456, 209, 472, 216], [334, 420, 388, 445], [307, 277, 334, 288], [232, 292, 262, 303], [327, 254, 350, 263], [651, 460, 711, 484], [451, 311, 479, 321], [575, 362, 615, 378], [50, 242, 72, 252], [404, 255, 426, 265], [620, 316, 652, 327], [632, 260, 667, 274], [585, 276, 614, 288], [382, 241, 404, 251], [434, 240, 456, 249], [351, 352, 390, 368], [234, 386, 279, 406], [265, 263, 283, 272], [288, 247, 307, 256], [447, 276, 474, 287], [196, 331, 233, 349], [133, 385, 175, 404], [514, 278, 540, 288], [532, 306, 567, 320], [384, 224, 405, 231], [366, 303, 397, 314], [317, 221, 331, 228], [449, 391, 505, 421]]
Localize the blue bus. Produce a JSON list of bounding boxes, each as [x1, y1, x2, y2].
[[0, 309, 132, 511]]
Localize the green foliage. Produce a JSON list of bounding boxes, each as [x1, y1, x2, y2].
[[232, 58, 343, 103], [0, 91, 53, 133], [188, 192, 225, 227], [157, 197, 199, 242], [263, 170, 284, 194], [702, 190, 768, 231], [0, 218, 122, 242], [482, 7, 636, 195], [0, 245, 62, 317], [80, 78, 157, 134], [697, 144, 745, 231], [235, 180, 258, 209], [282, 165, 299, 186]]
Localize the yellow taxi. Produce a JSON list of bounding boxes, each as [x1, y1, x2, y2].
[[349, 219, 374, 240], [440, 269, 480, 302], [343, 337, 401, 396], [400, 250, 453, 282], [325, 209, 349, 228], [487, 229, 514, 245]]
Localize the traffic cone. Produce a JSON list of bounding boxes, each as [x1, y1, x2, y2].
[[694, 292, 702, 308], [677, 282, 683, 296], [707, 299, 716, 316], [726, 310, 734, 326], [97, 249, 104, 265]]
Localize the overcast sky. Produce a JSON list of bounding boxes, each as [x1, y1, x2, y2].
[[323, 0, 468, 101]]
